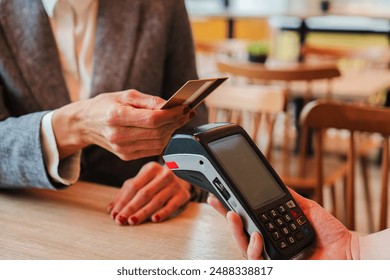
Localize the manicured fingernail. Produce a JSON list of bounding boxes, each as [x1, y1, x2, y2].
[[183, 107, 191, 115], [113, 212, 118, 219], [189, 111, 196, 118], [118, 215, 127, 225], [154, 215, 161, 222], [130, 216, 139, 225]]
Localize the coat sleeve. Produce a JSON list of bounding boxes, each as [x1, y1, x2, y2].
[[0, 84, 64, 190]]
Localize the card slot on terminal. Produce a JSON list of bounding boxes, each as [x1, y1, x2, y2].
[[212, 178, 231, 200]]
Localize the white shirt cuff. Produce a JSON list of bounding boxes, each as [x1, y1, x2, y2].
[[41, 111, 81, 185], [359, 228, 390, 259]]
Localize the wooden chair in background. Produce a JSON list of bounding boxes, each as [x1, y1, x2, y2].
[[300, 100, 390, 231], [216, 59, 341, 153], [205, 84, 285, 161], [301, 44, 389, 231], [215, 60, 352, 225], [216, 59, 341, 102]]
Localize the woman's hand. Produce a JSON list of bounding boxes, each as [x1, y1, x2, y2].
[[208, 189, 356, 260], [107, 162, 191, 225], [52, 89, 193, 160]]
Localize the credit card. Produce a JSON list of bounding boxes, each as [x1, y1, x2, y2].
[[161, 77, 228, 109]]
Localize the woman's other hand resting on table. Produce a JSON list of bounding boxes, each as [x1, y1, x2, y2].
[[107, 162, 191, 226]]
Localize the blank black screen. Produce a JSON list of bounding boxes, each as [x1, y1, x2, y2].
[[209, 134, 284, 208]]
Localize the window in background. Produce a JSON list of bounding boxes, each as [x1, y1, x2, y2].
[[186, 0, 389, 61], [228, 0, 288, 15]]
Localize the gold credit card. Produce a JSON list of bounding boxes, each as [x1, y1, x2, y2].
[[161, 77, 228, 109]]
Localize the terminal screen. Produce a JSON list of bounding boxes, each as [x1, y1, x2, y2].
[[209, 134, 284, 208]]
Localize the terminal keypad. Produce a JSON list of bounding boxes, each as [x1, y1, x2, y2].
[[259, 200, 310, 251]]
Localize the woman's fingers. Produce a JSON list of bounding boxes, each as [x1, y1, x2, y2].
[[150, 188, 190, 223], [53, 89, 194, 161], [108, 162, 191, 226]]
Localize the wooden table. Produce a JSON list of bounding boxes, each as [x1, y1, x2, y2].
[[217, 58, 390, 102], [289, 68, 390, 101], [0, 181, 243, 260]]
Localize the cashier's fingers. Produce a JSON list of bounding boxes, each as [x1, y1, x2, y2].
[[247, 232, 264, 260], [207, 194, 228, 216], [226, 211, 264, 260], [209, 196, 264, 259], [226, 211, 249, 258]]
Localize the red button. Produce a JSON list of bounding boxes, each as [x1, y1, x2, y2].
[[291, 209, 301, 218], [166, 161, 179, 169]]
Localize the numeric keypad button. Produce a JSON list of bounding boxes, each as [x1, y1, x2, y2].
[[287, 236, 296, 245], [271, 231, 282, 241], [278, 241, 288, 250], [297, 216, 307, 226], [295, 231, 305, 240], [286, 200, 296, 208], [275, 218, 284, 227], [281, 227, 290, 236], [266, 222, 277, 232], [283, 213, 292, 223], [289, 222, 298, 232], [259, 213, 269, 223], [269, 209, 279, 218], [277, 205, 286, 214]]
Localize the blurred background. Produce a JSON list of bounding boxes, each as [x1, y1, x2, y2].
[[185, 0, 390, 235], [187, 0, 390, 62]]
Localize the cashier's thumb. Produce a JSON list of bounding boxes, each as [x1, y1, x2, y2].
[[247, 232, 264, 260]]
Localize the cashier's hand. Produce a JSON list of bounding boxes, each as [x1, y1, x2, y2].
[[207, 189, 356, 260], [107, 162, 191, 225]]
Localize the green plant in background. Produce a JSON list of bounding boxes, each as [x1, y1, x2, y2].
[[247, 41, 269, 56], [247, 41, 269, 63]]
